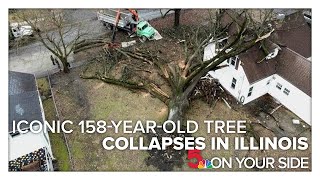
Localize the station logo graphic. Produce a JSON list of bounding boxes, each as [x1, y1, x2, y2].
[[197, 159, 213, 169], [187, 149, 213, 169]]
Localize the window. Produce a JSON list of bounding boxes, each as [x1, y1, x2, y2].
[[283, 88, 290, 95], [218, 39, 227, 49], [229, 56, 240, 70], [248, 87, 253, 97], [276, 83, 282, 90], [266, 80, 271, 85], [230, 56, 237, 66], [231, 78, 237, 89], [141, 24, 148, 30]]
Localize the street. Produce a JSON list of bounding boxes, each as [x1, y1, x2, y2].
[[8, 9, 170, 77]]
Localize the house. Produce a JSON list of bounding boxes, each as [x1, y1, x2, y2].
[[8, 71, 54, 171], [204, 11, 311, 125]]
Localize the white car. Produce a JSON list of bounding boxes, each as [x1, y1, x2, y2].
[[10, 22, 34, 38]]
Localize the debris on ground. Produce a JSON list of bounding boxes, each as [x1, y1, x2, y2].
[[121, 40, 136, 48], [270, 104, 282, 114], [74, 38, 109, 53], [222, 97, 232, 109], [292, 119, 300, 125], [152, 30, 163, 40], [189, 73, 234, 108], [145, 128, 187, 171]]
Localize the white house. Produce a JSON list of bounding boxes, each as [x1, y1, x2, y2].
[[9, 71, 54, 171], [203, 11, 311, 125]]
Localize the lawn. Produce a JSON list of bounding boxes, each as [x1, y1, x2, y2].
[[44, 9, 310, 171], [37, 77, 71, 171], [51, 68, 167, 171], [12, 9, 311, 172], [49, 66, 311, 171]]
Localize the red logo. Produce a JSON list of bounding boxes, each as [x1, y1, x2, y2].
[[187, 149, 203, 168]]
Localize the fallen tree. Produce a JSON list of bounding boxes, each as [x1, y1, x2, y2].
[[80, 9, 277, 170]]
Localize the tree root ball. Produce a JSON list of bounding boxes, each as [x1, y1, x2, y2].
[[145, 127, 190, 171]]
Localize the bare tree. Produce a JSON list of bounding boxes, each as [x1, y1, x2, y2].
[[79, 9, 277, 169], [16, 9, 86, 73], [161, 9, 182, 27], [81, 9, 276, 126]]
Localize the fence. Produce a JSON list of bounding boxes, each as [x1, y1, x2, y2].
[[47, 73, 75, 170]]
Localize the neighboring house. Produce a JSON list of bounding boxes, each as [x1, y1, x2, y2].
[[204, 11, 311, 125], [8, 71, 54, 171]]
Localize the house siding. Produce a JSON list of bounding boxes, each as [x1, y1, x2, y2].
[[208, 60, 246, 101], [9, 125, 53, 161], [208, 65, 311, 124], [203, 41, 311, 124], [268, 75, 311, 124], [241, 75, 273, 104]]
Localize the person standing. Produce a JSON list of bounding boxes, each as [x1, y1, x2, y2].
[[50, 55, 55, 65], [54, 58, 61, 71]]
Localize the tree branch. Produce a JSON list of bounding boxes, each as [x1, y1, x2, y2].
[[160, 9, 174, 18], [183, 27, 274, 97], [80, 70, 169, 104]]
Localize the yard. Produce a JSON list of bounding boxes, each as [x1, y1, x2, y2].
[[37, 78, 71, 171], [37, 9, 311, 171], [49, 67, 166, 171], [41, 66, 310, 171]]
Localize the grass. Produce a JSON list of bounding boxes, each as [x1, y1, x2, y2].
[[51, 68, 166, 171], [50, 68, 311, 171], [89, 82, 168, 121], [172, 99, 250, 171], [172, 99, 312, 171], [37, 78, 71, 171]]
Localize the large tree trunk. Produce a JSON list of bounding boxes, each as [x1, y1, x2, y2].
[[174, 9, 181, 28], [60, 57, 70, 73], [167, 93, 189, 127], [145, 92, 191, 170]]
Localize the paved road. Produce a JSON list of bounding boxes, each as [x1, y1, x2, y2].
[[9, 9, 170, 77]]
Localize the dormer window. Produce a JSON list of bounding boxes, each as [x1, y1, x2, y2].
[[217, 37, 228, 49], [230, 56, 237, 66], [228, 56, 240, 70]]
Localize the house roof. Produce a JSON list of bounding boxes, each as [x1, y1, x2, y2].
[[276, 48, 311, 96], [9, 71, 37, 95], [8, 71, 43, 133], [220, 9, 246, 36], [222, 10, 311, 96], [271, 11, 311, 58], [239, 46, 311, 96], [221, 9, 311, 57], [239, 44, 277, 83], [9, 91, 44, 133]]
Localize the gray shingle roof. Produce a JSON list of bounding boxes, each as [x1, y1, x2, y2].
[[9, 91, 43, 133], [8, 71, 43, 133], [9, 71, 37, 96]]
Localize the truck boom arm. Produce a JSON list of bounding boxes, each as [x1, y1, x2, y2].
[[111, 9, 121, 43]]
